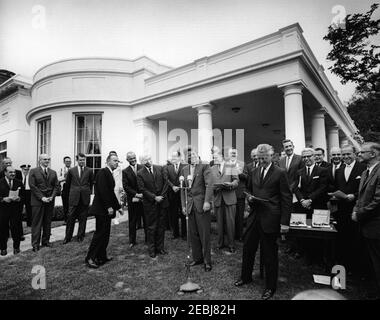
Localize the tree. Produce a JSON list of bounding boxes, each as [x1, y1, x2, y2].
[[324, 4, 380, 142]]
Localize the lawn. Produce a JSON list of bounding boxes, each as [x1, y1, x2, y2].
[[0, 222, 373, 300]]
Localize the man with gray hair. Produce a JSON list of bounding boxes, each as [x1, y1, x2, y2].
[[352, 142, 380, 298], [29, 154, 60, 252], [235, 144, 292, 300]]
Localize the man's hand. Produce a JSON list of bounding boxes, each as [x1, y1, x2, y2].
[[41, 197, 50, 203], [172, 186, 180, 193], [14, 196, 21, 202], [280, 225, 289, 234], [203, 202, 211, 212], [352, 211, 358, 222], [155, 196, 164, 203], [346, 194, 355, 202], [136, 193, 143, 199], [182, 207, 187, 215], [2, 197, 12, 203], [223, 182, 232, 188], [301, 199, 312, 209], [107, 207, 114, 216]]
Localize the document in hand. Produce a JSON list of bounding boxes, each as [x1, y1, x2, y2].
[[8, 189, 19, 200], [132, 197, 141, 203], [328, 190, 348, 200], [244, 192, 269, 202]]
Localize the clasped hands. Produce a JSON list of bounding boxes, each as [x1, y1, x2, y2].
[[182, 202, 211, 215], [41, 197, 53, 203], [300, 199, 312, 210]]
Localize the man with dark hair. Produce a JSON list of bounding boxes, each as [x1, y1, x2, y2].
[[352, 142, 380, 298], [29, 154, 60, 251], [20, 165, 32, 227], [279, 139, 304, 192], [0, 157, 22, 180], [164, 151, 186, 239], [122, 151, 145, 248], [58, 156, 72, 222], [63, 153, 94, 244], [0, 166, 25, 256], [85, 154, 122, 268], [314, 148, 331, 168]]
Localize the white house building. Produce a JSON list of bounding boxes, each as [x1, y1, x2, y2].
[[0, 23, 359, 173]]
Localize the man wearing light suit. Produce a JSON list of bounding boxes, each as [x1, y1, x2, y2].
[[180, 150, 213, 271], [64, 153, 94, 243], [29, 154, 60, 251], [352, 142, 380, 298], [210, 152, 239, 253]]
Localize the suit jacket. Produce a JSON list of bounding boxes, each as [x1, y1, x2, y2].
[[326, 162, 343, 192], [163, 163, 186, 199], [137, 165, 169, 208], [278, 154, 304, 190], [354, 162, 380, 239], [0, 169, 22, 181], [293, 165, 329, 209], [317, 161, 332, 168], [180, 164, 213, 214], [29, 167, 60, 206], [228, 160, 248, 199], [246, 164, 292, 233], [122, 164, 143, 204], [210, 162, 239, 206], [0, 177, 25, 213], [334, 161, 367, 214], [65, 166, 94, 206], [89, 167, 121, 217]]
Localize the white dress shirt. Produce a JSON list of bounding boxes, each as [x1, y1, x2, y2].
[[286, 154, 294, 170], [344, 161, 355, 182]]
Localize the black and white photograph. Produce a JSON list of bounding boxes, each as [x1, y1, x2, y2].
[[0, 0, 379, 305]]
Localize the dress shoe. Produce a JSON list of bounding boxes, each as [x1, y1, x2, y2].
[[234, 279, 252, 287], [261, 289, 275, 300], [189, 260, 203, 266], [0, 250, 7, 256], [156, 249, 168, 255], [32, 246, 39, 252], [63, 239, 70, 244], [41, 242, 52, 248], [77, 237, 84, 242], [86, 258, 99, 269], [97, 257, 113, 265], [13, 248, 20, 255], [204, 264, 212, 272]]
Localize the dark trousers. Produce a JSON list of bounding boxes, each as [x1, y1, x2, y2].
[[24, 190, 32, 227], [86, 215, 112, 261], [168, 193, 186, 238], [241, 218, 279, 291], [235, 197, 245, 240], [31, 203, 54, 247], [61, 184, 69, 222], [0, 206, 22, 250], [144, 202, 166, 255], [127, 201, 145, 244], [215, 199, 236, 249], [189, 206, 211, 264], [65, 201, 89, 241], [365, 237, 380, 295]]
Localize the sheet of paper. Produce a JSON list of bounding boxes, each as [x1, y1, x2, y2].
[[313, 275, 331, 286], [9, 189, 19, 199], [290, 213, 307, 227]]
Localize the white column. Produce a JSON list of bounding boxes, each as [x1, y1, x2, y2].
[[282, 84, 305, 154], [311, 108, 327, 152], [194, 103, 213, 162], [327, 125, 340, 151], [133, 118, 156, 163]]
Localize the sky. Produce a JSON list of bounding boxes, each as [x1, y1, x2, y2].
[[0, 0, 378, 103]]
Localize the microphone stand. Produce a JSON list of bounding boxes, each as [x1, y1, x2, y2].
[[179, 181, 201, 293]]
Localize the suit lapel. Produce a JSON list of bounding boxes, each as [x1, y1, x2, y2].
[[262, 163, 274, 185], [361, 163, 380, 192]]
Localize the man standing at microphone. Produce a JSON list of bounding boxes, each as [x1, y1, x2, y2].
[[180, 150, 213, 271]]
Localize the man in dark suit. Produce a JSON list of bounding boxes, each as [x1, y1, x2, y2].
[[137, 155, 169, 258], [235, 144, 292, 300], [293, 148, 329, 217], [63, 153, 94, 243], [29, 154, 60, 251], [85, 154, 122, 268], [227, 148, 248, 242], [0, 166, 25, 256], [58, 156, 72, 223], [180, 150, 213, 271], [122, 151, 145, 248], [20, 165, 32, 227], [210, 152, 239, 253], [352, 142, 380, 298], [332, 145, 366, 272], [164, 151, 187, 239], [329, 147, 343, 183], [0, 157, 22, 180], [314, 148, 332, 168]]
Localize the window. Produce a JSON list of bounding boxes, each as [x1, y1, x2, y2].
[[0, 141, 7, 162], [37, 118, 51, 158], [75, 114, 102, 176]]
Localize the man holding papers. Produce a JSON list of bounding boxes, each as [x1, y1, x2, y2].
[[0, 166, 24, 256], [235, 144, 292, 300]]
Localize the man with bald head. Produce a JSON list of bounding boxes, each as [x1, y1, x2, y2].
[[0, 157, 22, 180], [29, 154, 60, 251]]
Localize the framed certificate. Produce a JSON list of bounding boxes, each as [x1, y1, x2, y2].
[[312, 209, 331, 228], [290, 213, 307, 227]]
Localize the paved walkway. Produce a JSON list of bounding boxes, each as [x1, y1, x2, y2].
[[0, 210, 128, 260]]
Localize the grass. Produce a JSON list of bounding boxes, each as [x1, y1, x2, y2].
[[0, 221, 373, 300]]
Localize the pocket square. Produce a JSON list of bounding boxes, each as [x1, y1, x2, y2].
[[312, 176, 320, 179], [356, 176, 361, 179]]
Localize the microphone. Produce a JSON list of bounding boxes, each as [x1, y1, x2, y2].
[[179, 175, 184, 189], [187, 175, 192, 186]]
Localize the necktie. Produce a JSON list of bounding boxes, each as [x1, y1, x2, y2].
[[344, 165, 350, 182], [80, 167, 84, 178], [148, 167, 154, 179], [9, 180, 13, 190], [362, 169, 370, 184], [175, 164, 178, 173], [333, 165, 337, 179], [23, 174, 26, 186], [218, 164, 221, 174], [260, 167, 265, 184], [307, 166, 310, 177], [286, 156, 290, 171], [44, 168, 48, 177]]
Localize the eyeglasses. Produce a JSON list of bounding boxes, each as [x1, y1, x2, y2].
[[358, 151, 372, 154], [302, 155, 313, 159]]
